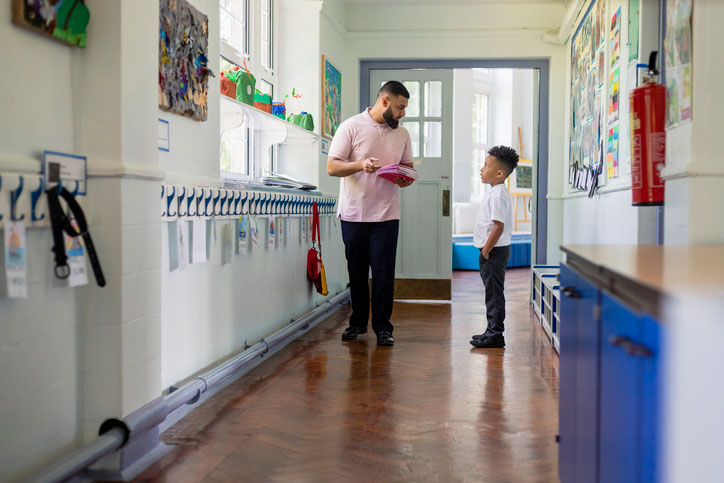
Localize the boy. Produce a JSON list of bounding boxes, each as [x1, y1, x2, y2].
[[470, 146, 519, 348]]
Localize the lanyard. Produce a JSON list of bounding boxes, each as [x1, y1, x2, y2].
[[46, 186, 106, 287]]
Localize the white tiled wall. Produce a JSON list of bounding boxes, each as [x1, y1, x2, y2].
[[160, 211, 347, 389]]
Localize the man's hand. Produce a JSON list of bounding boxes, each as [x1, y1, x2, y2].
[[361, 158, 379, 173], [394, 177, 413, 188], [481, 247, 491, 260]]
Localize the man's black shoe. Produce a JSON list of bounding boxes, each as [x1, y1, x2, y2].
[[342, 326, 367, 340], [377, 331, 394, 346], [471, 333, 487, 341], [470, 336, 505, 348]]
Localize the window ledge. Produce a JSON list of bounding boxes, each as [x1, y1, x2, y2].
[[220, 95, 319, 145]]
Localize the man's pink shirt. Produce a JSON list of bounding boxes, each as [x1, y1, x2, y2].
[[329, 108, 413, 222]]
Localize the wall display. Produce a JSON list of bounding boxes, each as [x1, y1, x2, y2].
[[569, 0, 606, 190], [610, 6, 622, 68], [607, 124, 620, 179], [321, 55, 342, 140], [4, 221, 28, 298], [608, 66, 620, 123], [628, 0, 641, 63], [159, 0, 211, 122], [665, 0, 692, 127], [11, 0, 89, 47]]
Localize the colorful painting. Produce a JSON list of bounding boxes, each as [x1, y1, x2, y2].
[[607, 124, 619, 179], [628, 0, 641, 63], [322, 55, 341, 140], [609, 67, 620, 123], [11, 0, 89, 47], [610, 6, 622, 68], [159, 0, 211, 122]]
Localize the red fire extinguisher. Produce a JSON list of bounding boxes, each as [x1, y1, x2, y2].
[[629, 51, 666, 206]]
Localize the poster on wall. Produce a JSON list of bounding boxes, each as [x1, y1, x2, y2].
[[159, 0, 212, 122], [665, 0, 692, 127], [608, 67, 620, 123], [11, 0, 89, 47], [610, 6, 622, 68], [321, 55, 342, 140], [628, 0, 641, 63], [607, 124, 619, 179]]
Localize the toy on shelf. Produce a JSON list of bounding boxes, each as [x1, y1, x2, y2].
[[254, 90, 272, 113], [220, 71, 236, 99], [223, 61, 255, 106], [271, 101, 286, 119]]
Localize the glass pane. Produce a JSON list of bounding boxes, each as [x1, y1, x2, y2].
[[403, 81, 420, 117], [472, 93, 489, 144], [258, 79, 273, 97], [424, 81, 442, 117], [424, 122, 442, 157], [471, 149, 485, 195], [401, 121, 420, 158]]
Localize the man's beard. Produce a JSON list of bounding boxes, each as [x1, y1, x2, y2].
[[383, 107, 399, 129]]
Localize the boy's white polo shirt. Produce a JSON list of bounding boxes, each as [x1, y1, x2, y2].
[[473, 184, 513, 248]]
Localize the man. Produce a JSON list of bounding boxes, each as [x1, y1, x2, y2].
[[327, 81, 414, 346]]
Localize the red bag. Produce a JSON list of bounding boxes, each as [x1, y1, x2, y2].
[[306, 201, 328, 295]]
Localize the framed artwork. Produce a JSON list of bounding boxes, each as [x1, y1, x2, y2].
[[11, 0, 90, 47], [321, 55, 341, 140], [509, 160, 533, 195], [159, 0, 211, 122]]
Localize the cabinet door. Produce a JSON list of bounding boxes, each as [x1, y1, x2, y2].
[[640, 315, 662, 483], [559, 265, 600, 483], [558, 265, 579, 483], [600, 292, 650, 483]]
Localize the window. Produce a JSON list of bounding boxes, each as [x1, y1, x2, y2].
[[471, 92, 489, 197], [219, 0, 278, 179]]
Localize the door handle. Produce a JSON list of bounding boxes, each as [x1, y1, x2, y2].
[[561, 286, 581, 299], [442, 189, 450, 217], [608, 335, 653, 358]]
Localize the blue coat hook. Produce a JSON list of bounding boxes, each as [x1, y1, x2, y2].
[[219, 190, 228, 216], [10, 176, 25, 221], [177, 187, 187, 217], [233, 191, 241, 216], [213, 190, 221, 216], [161, 185, 166, 217], [166, 185, 176, 217], [204, 189, 213, 217], [196, 189, 204, 216], [30, 177, 46, 222], [187, 188, 196, 216], [240, 192, 249, 215], [69, 180, 80, 197]]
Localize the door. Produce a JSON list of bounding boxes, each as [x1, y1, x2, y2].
[[369, 69, 453, 299]]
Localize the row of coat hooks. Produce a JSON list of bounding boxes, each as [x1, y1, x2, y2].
[[0, 173, 83, 228], [161, 185, 337, 219]]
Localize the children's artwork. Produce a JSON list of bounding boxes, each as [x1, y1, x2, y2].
[[238, 215, 248, 255], [4, 221, 28, 298], [177, 221, 188, 271], [608, 67, 620, 123], [628, 0, 641, 63], [64, 220, 88, 287], [221, 223, 232, 266], [665, 0, 692, 127], [268, 216, 276, 249], [192, 218, 206, 263], [607, 124, 620, 179], [610, 7, 622, 68], [321, 56, 342, 139], [11, 0, 90, 47], [159, 0, 211, 122]]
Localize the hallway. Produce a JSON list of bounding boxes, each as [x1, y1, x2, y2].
[[135, 268, 559, 482]]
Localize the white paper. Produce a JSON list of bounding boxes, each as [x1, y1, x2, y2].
[[268, 216, 276, 248], [177, 221, 188, 271], [221, 223, 232, 265], [238, 216, 248, 255], [64, 219, 88, 287], [4, 221, 28, 298], [251, 217, 259, 248], [192, 219, 207, 263]]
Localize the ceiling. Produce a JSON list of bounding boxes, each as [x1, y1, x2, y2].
[[341, 0, 566, 5]]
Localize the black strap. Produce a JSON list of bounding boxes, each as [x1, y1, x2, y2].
[[46, 186, 106, 287]]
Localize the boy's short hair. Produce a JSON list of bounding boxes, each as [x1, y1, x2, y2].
[[488, 145, 520, 177], [378, 81, 410, 99]]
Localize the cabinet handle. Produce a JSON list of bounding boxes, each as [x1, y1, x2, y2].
[[608, 335, 653, 358], [561, 286, 581, 299]]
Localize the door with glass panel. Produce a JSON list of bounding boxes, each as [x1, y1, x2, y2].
[[370, 69, 453, 299]]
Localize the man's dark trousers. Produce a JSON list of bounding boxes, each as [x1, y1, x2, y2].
[[340, 219, 399, 335], [479, 245, 511, 338]]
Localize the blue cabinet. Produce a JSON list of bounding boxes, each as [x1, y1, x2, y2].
[[559, 264, 663, 483]]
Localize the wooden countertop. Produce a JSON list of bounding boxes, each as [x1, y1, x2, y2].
[[560, 245, 724, 318]]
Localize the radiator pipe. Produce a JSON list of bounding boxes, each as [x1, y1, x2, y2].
[[29, 289, 350, 483]]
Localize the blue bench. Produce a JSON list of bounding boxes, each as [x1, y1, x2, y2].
[[452, 233, 531, 270]]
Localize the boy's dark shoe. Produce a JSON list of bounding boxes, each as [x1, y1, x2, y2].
[[471, 333, 487, 341], [342, 326, 367, 340], [377, 331, 394, 346], [470, 335, 505, 348]]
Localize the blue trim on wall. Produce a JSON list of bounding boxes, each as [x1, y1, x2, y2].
[[359, 58, 551, 264]]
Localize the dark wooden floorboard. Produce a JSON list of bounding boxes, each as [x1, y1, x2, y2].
[[135, 268, 559, 482]]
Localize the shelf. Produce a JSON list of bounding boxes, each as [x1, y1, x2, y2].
[[220, 95, 320, 145]]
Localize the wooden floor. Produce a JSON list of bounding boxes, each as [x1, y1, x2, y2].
[[135, 268, 559, 483]]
